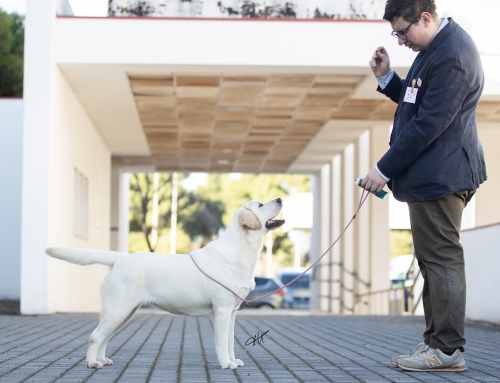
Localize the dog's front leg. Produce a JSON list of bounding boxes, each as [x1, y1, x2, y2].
[[213, 307, 238, 369], [228, 310, 244, 367]]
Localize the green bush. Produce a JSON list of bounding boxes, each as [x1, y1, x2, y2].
[[0, 9, 24, 97]]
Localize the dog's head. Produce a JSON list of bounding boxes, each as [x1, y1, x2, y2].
[[238, 198, 285, 232]]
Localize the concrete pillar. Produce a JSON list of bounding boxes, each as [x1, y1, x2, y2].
[[20, 0, 58, 314], [476, 123, 500, 227], [319, 163, 331, 311], [330, 154, 342, 313], [310, 172, 321, 310], [110, 167, 130, 253], [342, 143, 355, 314], [369, 124, 391, 314], [21, 0, 112, 314], [355, 130, 371, 314]]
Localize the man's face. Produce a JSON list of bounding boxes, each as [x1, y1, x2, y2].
[[390, 15, 432, 52]]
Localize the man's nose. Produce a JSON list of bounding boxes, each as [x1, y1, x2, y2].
[[398, 37, 405, 46]]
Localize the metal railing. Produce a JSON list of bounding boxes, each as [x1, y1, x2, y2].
[[353, 254, 423, 315], [317, 254, 424, 315]]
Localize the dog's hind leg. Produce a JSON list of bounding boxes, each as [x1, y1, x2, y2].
[[228, 310, 244, 367], [213, 307, 238, 369], [96, 304, 141, 366], [86, 303, 139, 369]]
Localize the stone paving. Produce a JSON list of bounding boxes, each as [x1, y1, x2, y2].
[[0, 310, 499, 383]]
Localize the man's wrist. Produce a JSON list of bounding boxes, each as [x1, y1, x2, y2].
[[376, 69, 394, 90], [375, 165, 390, 182]]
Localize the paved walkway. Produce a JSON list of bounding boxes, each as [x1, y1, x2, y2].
[[0, 310, 499, 383]]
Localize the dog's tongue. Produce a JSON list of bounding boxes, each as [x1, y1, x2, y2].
[[265, 219, 285, 229]]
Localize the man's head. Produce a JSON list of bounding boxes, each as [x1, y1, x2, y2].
[[383, 0, 440, 52]]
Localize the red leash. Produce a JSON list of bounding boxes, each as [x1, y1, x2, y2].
[[189, 190, 369, 310]]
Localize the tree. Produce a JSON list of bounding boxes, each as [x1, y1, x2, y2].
[[177, 196, 225, 248], [0, 9, 24, 97], [129, 173, 181, 252]]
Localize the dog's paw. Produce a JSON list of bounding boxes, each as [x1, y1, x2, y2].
[[220, 360, 238, 369], [87, 361, 104, 369], [98, 358, 113, 366], [231, 358, 244, 367]]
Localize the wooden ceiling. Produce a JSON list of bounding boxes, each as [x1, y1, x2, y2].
[[128, 73, 500, 172]]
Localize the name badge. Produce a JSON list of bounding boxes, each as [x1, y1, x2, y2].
[[404, 87, 418, 104]]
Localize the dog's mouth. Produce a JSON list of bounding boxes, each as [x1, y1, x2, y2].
[[265, 218, 285, 230]]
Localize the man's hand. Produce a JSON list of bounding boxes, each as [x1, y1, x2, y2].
[[369, 46, 391, 78], [360, 167, 387, 193]]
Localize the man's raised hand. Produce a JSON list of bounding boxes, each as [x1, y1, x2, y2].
[[369, 46, 391, 78]]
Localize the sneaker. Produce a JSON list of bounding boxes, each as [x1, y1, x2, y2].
[[397, 347, 467, 371], [391, 342, 428, 366]]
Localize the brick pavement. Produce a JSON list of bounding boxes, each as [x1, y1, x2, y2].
[[0, 310, 499, 383]]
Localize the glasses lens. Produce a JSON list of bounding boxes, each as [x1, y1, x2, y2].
[[391, 31, 404, 39]]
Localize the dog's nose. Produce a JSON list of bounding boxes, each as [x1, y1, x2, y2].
[[276, 198, 282, 204]]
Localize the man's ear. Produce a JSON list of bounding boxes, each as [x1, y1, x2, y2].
[[238, 208, 262, 230]]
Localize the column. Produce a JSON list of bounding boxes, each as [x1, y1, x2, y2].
[[330, 154, 342, 313], [20, 0, 58, 314], [355, 130, 371, 314], [319, 163, 331, 311], [342, 143, 355, 314], [309, 172, 321, 310], [110, 166, 130, 253], [369, 124, 391, 314]]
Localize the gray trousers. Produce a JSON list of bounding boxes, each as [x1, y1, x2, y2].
[[408, 191, 474, 353]]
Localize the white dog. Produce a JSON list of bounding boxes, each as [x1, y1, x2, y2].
[[46, 198, 284, 370]]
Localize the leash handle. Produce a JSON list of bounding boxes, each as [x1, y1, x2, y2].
[[189, 190, 369, 310]]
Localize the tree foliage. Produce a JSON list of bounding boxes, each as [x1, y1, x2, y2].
[[128, 172, 311, 267], [0, 9, 24, 97]]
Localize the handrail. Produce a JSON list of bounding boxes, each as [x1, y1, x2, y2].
[[316, 261, 371, 287], [352, 252, 424, 315]]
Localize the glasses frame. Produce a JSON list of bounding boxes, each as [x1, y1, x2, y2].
[[391, 16, 420, 40]]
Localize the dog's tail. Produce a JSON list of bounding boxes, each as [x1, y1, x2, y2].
[[45, 247, 124, 266]]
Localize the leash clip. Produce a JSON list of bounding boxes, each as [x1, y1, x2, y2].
[[238, 301, 250, 311]]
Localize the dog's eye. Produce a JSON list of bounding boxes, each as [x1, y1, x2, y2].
[[258, 203, 263, 208]]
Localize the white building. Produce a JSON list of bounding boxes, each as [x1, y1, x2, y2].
[[1, 0, 499, 320]]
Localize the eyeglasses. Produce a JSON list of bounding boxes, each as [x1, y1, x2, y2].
[[391, 16, 420, 40]]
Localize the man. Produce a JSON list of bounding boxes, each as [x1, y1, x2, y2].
[[361, 0, 487, 372]]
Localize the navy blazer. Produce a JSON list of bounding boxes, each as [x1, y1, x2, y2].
[[377, 18, 487, 203]]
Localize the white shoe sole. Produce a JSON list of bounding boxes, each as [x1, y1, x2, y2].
[[398, 363, 467, 372]]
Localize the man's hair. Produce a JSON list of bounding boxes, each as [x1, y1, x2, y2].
[[383, 0, 438, 22]]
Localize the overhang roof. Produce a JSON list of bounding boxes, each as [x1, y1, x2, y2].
[[56, 17, 500, 173]]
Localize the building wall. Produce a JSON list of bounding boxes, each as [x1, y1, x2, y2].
[[45, 68, 111, 313], [461, 224, 500, 324], [21, 0, 111, 313], [476, 124, 500, 227], [0, 99, 23, 303]]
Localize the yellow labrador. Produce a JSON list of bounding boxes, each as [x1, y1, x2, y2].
[[46, 198, 284, 370]]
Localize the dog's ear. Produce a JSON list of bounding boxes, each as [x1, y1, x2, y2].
[[238, 208, 262, 230]]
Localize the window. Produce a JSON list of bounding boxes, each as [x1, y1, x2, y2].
[[74, 168, 88, 239]]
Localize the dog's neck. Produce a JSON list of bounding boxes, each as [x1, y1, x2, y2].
[[216, 223, 264, 283]]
